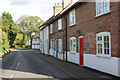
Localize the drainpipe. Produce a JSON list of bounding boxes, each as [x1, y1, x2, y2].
[[64, 17, 67, 62]]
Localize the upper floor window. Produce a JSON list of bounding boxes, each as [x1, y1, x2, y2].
[[69, 9, 76, 26], [96, 32, 111, 57], [70, 37, 76, 53], [58, 19, 62, 30], [96, 0, 110, 16], [50, 24, 53, 34], [58, 39, 62, 53]]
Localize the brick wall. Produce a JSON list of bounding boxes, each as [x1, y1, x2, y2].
[[49, 2, 120, 58], [118, 1, 120, 58]]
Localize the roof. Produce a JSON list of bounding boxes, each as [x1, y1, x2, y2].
[[39, 0, 80, 28], [32, 33, 40, 38]]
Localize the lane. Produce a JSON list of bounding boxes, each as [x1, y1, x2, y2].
[[2, 49, 72, 79]]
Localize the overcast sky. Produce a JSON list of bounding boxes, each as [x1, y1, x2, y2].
[[0, 0, 63, 22]]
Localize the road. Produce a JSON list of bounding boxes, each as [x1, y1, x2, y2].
[[2, 49, 72, 80]]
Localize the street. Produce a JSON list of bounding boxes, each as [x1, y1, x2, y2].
[[2, 49, 119, 80], [2, 49, 72, 80]]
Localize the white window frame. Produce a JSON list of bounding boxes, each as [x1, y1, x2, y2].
[[50, 24, 53, 34], [69, 9, 76, 26], [70, 37, 76, 53], [58, 39, 62, 53], [58, 19, 62, 30], [50, 39, 53, 49], [96, 0, 110, 17], [96, 32, 111, 57]]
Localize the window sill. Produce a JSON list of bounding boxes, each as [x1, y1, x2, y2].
[[70, 51, 77, 54], [96, 54, 111, 58], [95, 11, 110, 18], [70, 23, 76, 27], [58, 28, 62, 30]]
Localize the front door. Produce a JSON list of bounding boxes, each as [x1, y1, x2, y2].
[[79, 36, 84, 66]]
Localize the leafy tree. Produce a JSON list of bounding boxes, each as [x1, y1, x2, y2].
[[2, 31, 10, 55], [16, 16, 44, 48], [0, 26, 2, 54], [1, 12, 16, 47], [12, 34, 27, 48]]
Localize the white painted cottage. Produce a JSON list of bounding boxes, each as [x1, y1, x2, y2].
[[32, 33, 40, 49]]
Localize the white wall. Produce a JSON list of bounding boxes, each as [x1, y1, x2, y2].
[[40, 26, 49, 54], [49, 49, 54, 56], [54, 51, 56, 57], [118, 58, 120, 77], [67, 52, 79, 64], [84, 54, 120, 77], [32, 38, 40, 49], [58, 53, 64, 60]]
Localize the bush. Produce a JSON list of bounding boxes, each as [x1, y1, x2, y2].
[[12, 34, 27, 48], [1, 31, 10, 55]]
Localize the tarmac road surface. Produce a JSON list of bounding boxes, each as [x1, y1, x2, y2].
[[2, 49, 73, 80]]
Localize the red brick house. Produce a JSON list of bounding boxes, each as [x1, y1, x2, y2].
[[39, 0, 120, 77]]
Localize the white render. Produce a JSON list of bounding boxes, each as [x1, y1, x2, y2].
[[58, 52, 64, 60], [67, 52, 79, 64], [49, 49, 54, 56], [84, 54, 120, 77], [40, 26, 49, 54]]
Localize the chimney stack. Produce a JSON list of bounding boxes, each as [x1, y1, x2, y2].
[[62, 0, 72, 9], [53, 0, 72, 16], [53, 2, 62, 16]]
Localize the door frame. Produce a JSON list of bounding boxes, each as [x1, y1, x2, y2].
[[78, 36, 84, 66]]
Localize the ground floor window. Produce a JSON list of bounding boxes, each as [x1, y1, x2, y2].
[[70, 37, 76, 53], [58, 39, 62, 53], [96, 32, 111, 57], [50, 39, 53, 49]]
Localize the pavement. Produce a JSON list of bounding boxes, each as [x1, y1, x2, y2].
[[2, 49, 119, 80], [33, 50, 120, 80]]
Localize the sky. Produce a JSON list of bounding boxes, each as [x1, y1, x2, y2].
[[0, 0, 63, 22]]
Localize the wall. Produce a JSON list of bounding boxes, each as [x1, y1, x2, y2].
[[40, 26, 49, 54], [48, 2, 120, 77], [67, 52, 79, 64], [84, 54, 120, 77], [32, 38, 40, 49]]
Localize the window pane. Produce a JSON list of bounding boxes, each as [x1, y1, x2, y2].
[[98, 44, 102, 54], [100, 36, 102, 41], [104, 42, 106, 48], [73, 39, 76, 43], [70, 40, 72, 51], [98, 48, 100, 53], [107, 36, 109, 41], [98, 37, 99, 41], [107, 49, 109, 54], [100, 48, 102, 54], [73, 45, 76, 52], [104, 36, 107, 41], [104, 49, 107, 54], [107, 42, 109, 48]]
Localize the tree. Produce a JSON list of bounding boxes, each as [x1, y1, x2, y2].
[[1, 12, 17, 47], [12, 33, 27, 48], [16, 16, 44, 48]]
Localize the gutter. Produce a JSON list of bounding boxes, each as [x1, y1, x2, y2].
[[64, 17, 68, 62]]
